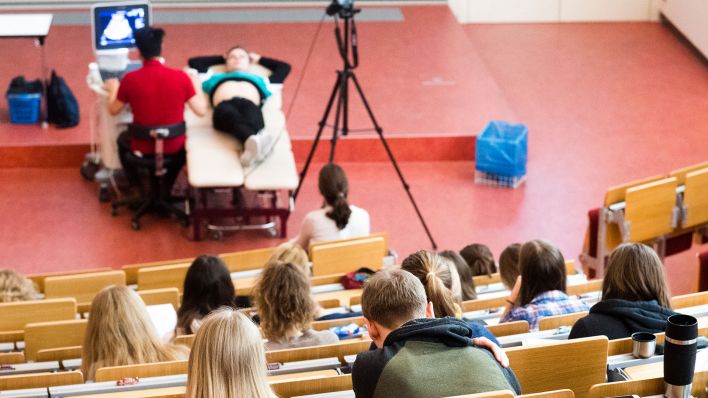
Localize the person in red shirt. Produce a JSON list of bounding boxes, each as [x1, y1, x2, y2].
[[104, 27, 206, 194]]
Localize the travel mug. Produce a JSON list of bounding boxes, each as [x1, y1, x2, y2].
[[664, 314, 698, 398]]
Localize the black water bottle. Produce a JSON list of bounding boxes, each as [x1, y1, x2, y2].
[[664, 314, 698, 398]]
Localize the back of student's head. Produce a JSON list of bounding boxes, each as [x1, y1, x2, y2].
[[602, 243, 672, 309], [401, 250, 461, 318], [460, 243, 497, 276], [186, 308, 273, 398], [266, 242, 309, 274], [178, 255, 236, 334], [499, 243, 522, 290], [518, 240, 566, 306], [319, 163, 352, 230], [439, 250, 477, 301], [0, 269, 40, 303], [362, 269, 427, 329], [254, 262, 315, 342], [82, 285, 183, 379], [134, 27, 164, 59]]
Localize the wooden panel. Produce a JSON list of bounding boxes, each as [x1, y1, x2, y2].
[[0, 352, 25, 364], [669, 160, 708, 185], [310, 235, 387, 277], [672, 291, 708, 308], [318, 298, 342, 309], [313, 289, 363, 307], [65, 386, 186, 398], [565, 260, 577, 275], [0, 370, 83, 390], [137, 263, 190, 292], [266, 339, 371, 364], [173, 334, 194, 349], [44, 271, 126, 308], [122, 257, 193, 285], [137, 288, 180, 310], [36, 345, 83, 362], [683, 168, 708, 228], [219, 247, 274, 273], [473, 273, 501, 287], [0, 298, 76, 336], [588, 370, 707, 398], [28, 267, 112, 293], [447, 391, 515, 398], [487, 320, 529, 337], [538, 311, 588, 331], [270, 373, 352, 398], [505, 336, 608, 398], [268, 369, 339, 382], [520, 390, 575, 398], [605, 327, 708, 357], [603, 175, 667, 207], [95, 360, 188, 382], [311, 273, 347, 286], [312, 316, 366, 331], [461, 296, 507, 312], [566, 279, 603, 296], [24, 319, 87, 361], [624, 177, 677, 242]]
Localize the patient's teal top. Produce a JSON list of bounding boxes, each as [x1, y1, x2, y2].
[[201, 71, 271, 99]]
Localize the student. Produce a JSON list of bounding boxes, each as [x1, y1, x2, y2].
[[439, 250, 477, 301], [499, 243, 522, 291], [292, 163, 370, 249], [82, 285, 187, 381], [352, 269, 520, 398], [569, 243, 676, 340], [401, 250, 498, 344], [0, 269, 40, 303], [265, 242, 309, 274], [460, 243, 497, 277], [254, 262, 338, 350], [176, 255, 237, 336], [500, 240, 589, 330], [186, 308, 275, 398]]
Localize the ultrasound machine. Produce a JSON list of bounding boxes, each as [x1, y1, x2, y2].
[[83, 1, 150, 201]]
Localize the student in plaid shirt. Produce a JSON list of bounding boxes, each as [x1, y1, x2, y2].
[[499, 239, 589, 330]]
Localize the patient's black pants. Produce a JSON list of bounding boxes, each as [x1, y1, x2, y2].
[[212, 97, 264, 144]]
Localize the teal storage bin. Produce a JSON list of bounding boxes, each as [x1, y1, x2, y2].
[[475, 120, 528, 177]]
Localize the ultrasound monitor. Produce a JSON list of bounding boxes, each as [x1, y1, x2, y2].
[[91, 1, 151, 52]]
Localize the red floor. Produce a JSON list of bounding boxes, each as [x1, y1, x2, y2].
[[1, 7, 707, 295]]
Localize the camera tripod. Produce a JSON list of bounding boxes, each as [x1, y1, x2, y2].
[[294, 9, 437, 249]]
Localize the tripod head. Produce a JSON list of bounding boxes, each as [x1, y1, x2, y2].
[[327, 0, 361, 69]]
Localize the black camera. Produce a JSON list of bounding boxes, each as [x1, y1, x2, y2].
[[326, 0, 355, 17]]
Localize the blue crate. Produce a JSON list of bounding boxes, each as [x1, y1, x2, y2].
[[6, 93, 41, 124], [475, 120, 528, 177]]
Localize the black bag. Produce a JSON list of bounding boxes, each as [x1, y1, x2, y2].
[[7, 76, 42, 95], [47, 70, 79, 128]]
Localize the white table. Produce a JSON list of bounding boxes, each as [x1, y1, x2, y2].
[[0, 14, 53, 124]]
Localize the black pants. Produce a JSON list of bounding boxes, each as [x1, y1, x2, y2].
[[212, 97, 264, 144], [117, 132, 186, 195]]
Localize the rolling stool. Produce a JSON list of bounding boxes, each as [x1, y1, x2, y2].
[[111, 123, 190, 230]]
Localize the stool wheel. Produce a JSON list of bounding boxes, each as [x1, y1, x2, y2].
[[131, 220, 141, 230]]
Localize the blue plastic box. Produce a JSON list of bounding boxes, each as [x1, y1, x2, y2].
[[475, 120, 528, 177], [7, 93, 41, 124]]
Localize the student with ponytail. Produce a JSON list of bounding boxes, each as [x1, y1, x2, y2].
[[292, 163, 370, 248], [401, 250, 499, 344]]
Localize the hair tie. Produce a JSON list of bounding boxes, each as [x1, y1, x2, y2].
[[427, 271, 435, 280]]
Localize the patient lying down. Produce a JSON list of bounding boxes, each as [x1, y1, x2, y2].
[[191, 46, 291, 166]]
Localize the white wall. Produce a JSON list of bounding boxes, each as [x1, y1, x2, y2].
[[662, 0, 708, 58], [449, 0, 665, 23]]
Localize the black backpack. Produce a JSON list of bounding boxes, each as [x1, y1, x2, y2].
[[47, 70, 79, 128]]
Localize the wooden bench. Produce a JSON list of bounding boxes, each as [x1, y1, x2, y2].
[[450, 389, 575, 398], [487, 320, 529, 337], [312, 315, 366, 331], [122, 257, 193, 286], [607, 325, 708, 356], [137, 288, 181, 310], [0, 298, 76, 343], [680, 167, 708, 229], [309, 233, 388, 277], [27, 267, 112, 293], [95, 360, 188, 382], [0, 370, 83, 390], [0, 352, 25, 364], [538, 311, 589, 331], [137, 263, 190, 292], [24, 319, 87, 361], [671, 290, 708, 308], [566, 279, 602, 296], [588, 370, 706, 398], [219, 247, 275, 273], [44, 270, 126, 313], [270, 373, 352, 398], [267, 339, 371, 364], [505, 335, 608, 398], [473, 273, 501, 287]]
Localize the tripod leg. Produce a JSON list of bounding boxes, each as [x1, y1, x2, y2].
[[294, 73, 343, 200], [329, 71, 347, 163], [349, 73, 438, 249]]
